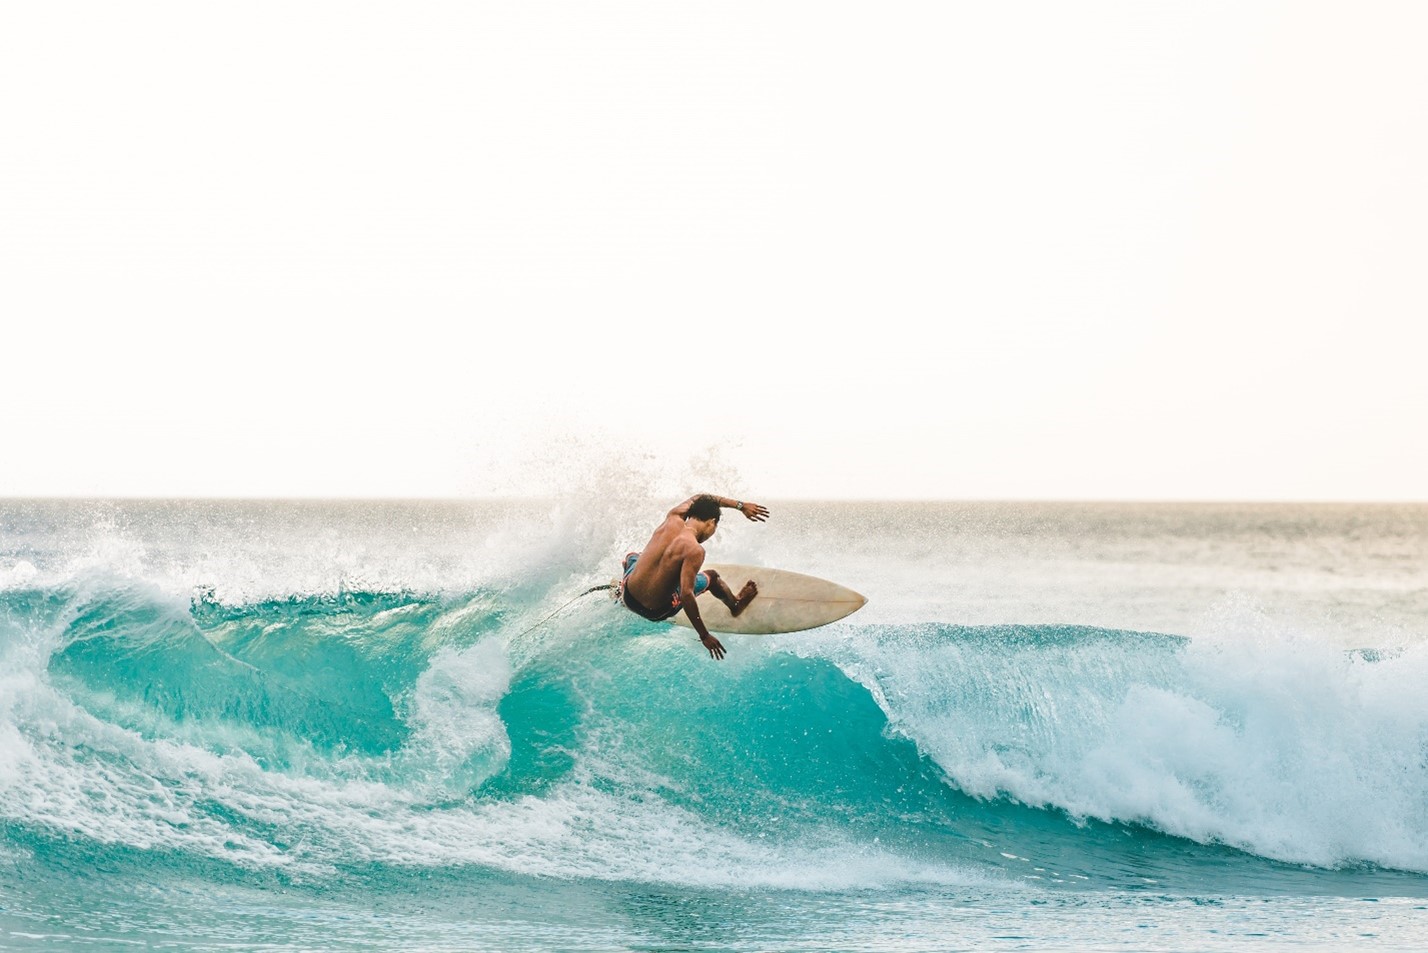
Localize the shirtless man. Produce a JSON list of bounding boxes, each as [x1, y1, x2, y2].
[[620, 493, 770, 659]]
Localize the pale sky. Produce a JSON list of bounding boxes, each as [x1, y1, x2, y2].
[[3, 2, 1425, 500]]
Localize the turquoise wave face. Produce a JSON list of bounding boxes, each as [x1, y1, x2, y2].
[[4, 576, 1428, 906]]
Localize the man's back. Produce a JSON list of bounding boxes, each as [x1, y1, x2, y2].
[[624, 514, 700, 609]]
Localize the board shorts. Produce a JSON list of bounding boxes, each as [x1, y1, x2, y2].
[[620, 551, 709, 622]]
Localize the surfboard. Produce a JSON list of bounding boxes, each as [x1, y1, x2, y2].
[[656, 563, 867, 635]]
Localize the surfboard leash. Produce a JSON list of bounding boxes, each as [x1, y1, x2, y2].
[[512, 583, 617, 639]]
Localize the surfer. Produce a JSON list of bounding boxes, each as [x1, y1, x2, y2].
[[621, 494, 770, 659]]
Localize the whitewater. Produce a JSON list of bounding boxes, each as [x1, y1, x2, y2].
[[2, 499, 1427, 951]]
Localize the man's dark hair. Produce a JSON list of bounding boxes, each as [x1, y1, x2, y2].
[[686, 495, 722, 522]]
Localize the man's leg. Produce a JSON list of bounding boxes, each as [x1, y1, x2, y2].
[[701, 570, 758, 617]]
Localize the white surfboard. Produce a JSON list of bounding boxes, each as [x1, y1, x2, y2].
[[663, 563, 866, 635]]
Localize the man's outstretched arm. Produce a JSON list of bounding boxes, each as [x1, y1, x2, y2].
[[667, 494, 771, 522]]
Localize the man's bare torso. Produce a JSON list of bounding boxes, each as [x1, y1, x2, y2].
[[624, 515, 702, 608]]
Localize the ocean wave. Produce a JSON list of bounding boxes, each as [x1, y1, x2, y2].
[[2, 578, 1427, 893]]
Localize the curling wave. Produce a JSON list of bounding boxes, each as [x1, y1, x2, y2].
[[2, 575, 1428, 896]]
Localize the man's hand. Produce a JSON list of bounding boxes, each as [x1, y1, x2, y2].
[[700, 633, 726, 660], [738, 501, 770, 522]]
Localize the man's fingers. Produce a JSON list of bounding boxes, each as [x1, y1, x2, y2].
[[742, 503, 770, 521]]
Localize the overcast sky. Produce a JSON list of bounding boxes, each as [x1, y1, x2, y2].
[[4, 2, 1425, 500]]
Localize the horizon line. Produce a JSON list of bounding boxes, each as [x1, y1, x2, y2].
[[3, 495, 1427, 506]]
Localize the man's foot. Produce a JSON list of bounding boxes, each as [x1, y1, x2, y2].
[[729, 581, 758, 617]]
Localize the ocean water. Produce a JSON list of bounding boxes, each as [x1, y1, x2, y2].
[[2, 499, 1427, 951]]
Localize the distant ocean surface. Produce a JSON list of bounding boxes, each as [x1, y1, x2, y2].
[[2, 499, 1427, 951]]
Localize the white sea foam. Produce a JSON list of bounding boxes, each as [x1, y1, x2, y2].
[[397, 639, 514, 790], [795, 611, 1428, 872]]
